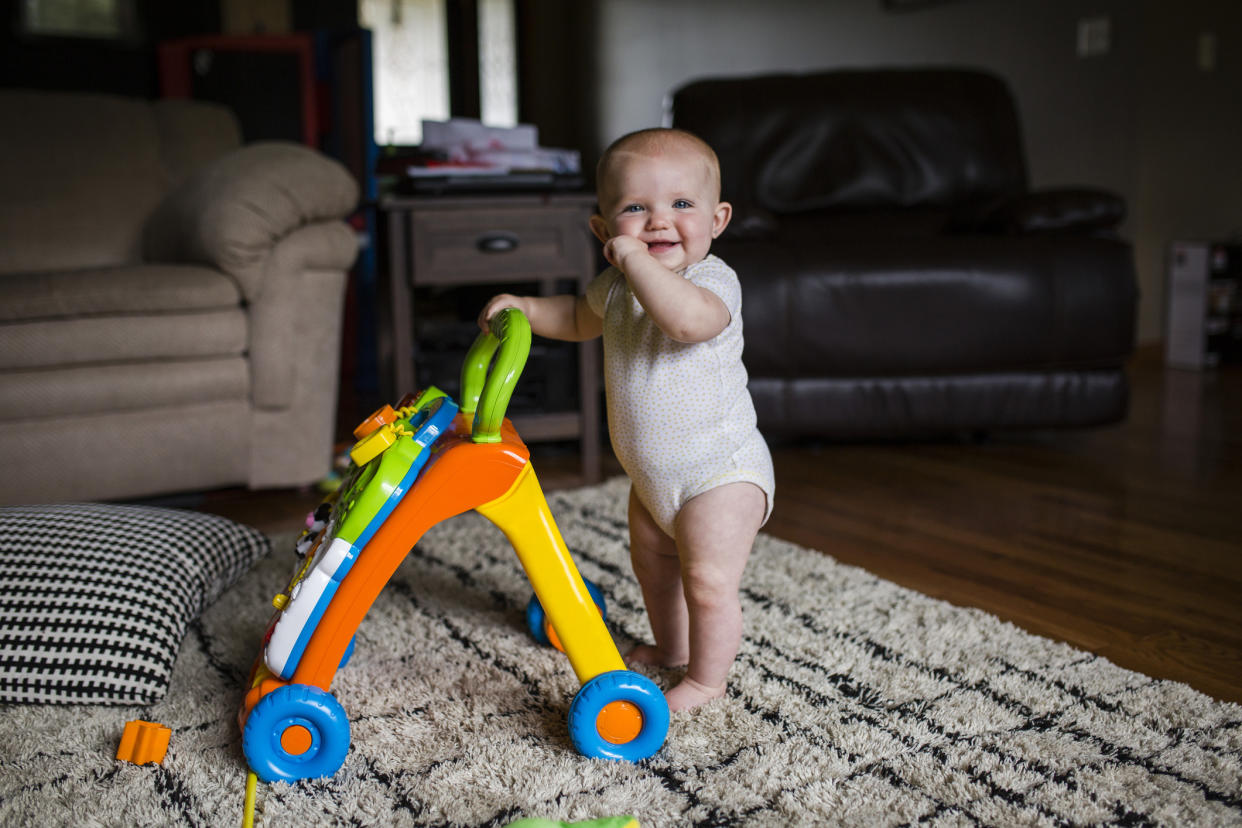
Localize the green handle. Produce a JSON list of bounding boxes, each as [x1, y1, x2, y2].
[[460, 308, 532, 443]]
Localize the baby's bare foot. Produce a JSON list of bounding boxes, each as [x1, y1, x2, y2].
[[625, 644, 687, 669], [665, 676, 726, 712]]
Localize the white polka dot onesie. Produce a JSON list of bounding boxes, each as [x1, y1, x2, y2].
[[585, 254, 775, 537]]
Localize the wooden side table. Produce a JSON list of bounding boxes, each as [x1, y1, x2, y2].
[[381, 192, 601, 482]]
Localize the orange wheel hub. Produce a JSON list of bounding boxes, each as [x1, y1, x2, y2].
[[596, 700, 643, 745], [280, 724, 314, 756]]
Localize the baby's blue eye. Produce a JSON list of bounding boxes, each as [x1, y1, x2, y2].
[[622, 204, 644, 213], [673, 199, 692, 209]]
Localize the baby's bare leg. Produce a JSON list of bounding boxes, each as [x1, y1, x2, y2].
[[668, 481, 766, 712], [625, 487, 688, 668]]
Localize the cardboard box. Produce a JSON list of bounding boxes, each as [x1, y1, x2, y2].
[[1165, 241, 1242, 369]]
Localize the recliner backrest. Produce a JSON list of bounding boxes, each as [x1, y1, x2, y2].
[[671, 68, 1029, 216]]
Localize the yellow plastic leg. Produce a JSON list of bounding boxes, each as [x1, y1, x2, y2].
[[243, 771, 258, 828], [477, 464, 626, 684]]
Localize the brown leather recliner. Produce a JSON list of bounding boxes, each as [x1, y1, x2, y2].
[[671, 68, 1138, 438]]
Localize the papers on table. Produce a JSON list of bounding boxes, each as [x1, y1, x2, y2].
[[408, 118, 581, 177]]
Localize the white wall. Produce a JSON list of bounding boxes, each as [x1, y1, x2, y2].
[[1132, 1, 1242, 344], [592, 0, 1242, 345]]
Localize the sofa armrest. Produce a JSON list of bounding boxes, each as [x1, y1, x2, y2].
[[973, 188, 1126, 235], [143, 142, 359, 299], [247, 221, 358, 410]]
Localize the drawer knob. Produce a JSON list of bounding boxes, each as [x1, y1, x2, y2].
[[477, 232, 520, 254]]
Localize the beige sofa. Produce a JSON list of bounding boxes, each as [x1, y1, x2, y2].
[[0, 91, 360, 504]]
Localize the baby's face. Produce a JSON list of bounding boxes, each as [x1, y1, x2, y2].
[[594, 146, 730, 275]]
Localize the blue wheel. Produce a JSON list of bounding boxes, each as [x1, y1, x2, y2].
[[568, 670, 669, 761], [243, 684, 350, 783], [525, 595, 552, 646], [526, 578, 606, 648]]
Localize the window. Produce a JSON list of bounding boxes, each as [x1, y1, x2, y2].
[[361, 0, 449, 146], [360, 0, 517, 147], [478, 0, 517, 129], [21, 0, 137, 39]]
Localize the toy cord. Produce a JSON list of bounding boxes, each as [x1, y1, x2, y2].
[[242, 771, 258, 828]]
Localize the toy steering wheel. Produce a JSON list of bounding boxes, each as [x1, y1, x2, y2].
[[460, 307, 531, 444]]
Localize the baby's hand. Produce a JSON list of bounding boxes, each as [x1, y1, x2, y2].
[[602, 235, 650, 273], [477, 294, 528, 332]]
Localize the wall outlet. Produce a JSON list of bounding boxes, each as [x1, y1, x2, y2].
[[1077, 16, 1111, 58]]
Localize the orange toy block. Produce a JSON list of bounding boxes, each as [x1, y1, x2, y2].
[[117, 720, 171, 765]]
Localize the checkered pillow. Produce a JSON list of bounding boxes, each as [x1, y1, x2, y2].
[[0, 504, 269, 704]]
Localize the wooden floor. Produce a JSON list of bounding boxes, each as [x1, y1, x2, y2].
[[198, 349, 1242, 704]]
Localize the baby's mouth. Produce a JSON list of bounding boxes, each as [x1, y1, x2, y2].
[[647, 240, 680, 253]]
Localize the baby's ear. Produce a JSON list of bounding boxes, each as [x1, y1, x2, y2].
[[712, 201, 733, 238], [588, 214, 611, 244]]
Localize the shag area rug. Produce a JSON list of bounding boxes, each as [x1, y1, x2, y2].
[[2, 477, 1240, 827]]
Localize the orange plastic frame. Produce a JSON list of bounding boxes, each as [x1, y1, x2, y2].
[[242, 412, 625, 721]]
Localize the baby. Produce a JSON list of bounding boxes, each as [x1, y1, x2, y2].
[[478, 128, 774, 712]]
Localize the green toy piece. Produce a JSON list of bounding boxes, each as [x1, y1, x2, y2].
[[461, 306, 531, 444]]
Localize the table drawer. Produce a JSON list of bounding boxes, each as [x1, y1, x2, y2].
[[409, 206, 593, 285]]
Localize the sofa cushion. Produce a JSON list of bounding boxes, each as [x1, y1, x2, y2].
[[0, 263, 247, 372], [0, 358, 248, 421], [0, 503, 268, 704], [2, 402, 253, 504], [0, 264, 241, 322], [152, 99, 243, 187], [0, 92, 167, 274], [0, 92, 241, 277], [0, 309, 247, 371]]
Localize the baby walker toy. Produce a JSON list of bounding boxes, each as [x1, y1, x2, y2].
[[237, 309, 669, 783]]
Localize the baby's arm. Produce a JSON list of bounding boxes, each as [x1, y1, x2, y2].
[[604, 237, 729, 343], [478, 293, 602, 342]]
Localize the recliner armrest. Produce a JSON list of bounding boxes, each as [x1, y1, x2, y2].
[[720, 206, 780, 242], [142, 142, 359, 300], [970, 188, 1126, 235]]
